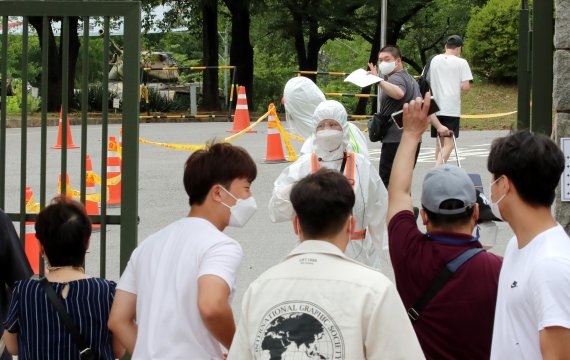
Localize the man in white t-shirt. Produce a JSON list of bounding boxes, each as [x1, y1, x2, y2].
[[228, 169, 423, 359], [487, 131, 570, 359], [108, 143, 258, 359], [428, 35, 473, 165]]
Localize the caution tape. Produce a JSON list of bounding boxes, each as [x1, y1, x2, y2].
[[325, 92, 377, 98], [461, 111, 517, 119], [223, 110, 271, 143], [142, 65, 236, 72], [268, 105, 298, 162], [88, 171, 121, 186], [295, 70, 348, 76], [284, 132, 304, 142], [26, 196, 40, 213], [138, 138, 208, 151]]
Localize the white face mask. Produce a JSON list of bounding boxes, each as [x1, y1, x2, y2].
[[315, 129, 343, 152], [220, 186, 257, 228], [473, 222, 498, 248], [379, 61, 396, 75], [489, 176, 506, 221]]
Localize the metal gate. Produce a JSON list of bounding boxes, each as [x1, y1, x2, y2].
[[0, 1, 141, 276]]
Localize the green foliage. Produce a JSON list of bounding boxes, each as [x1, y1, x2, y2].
[[250, 21, 298, 112], [464, 0, 519, 82], [397, 0, 479, 73], [5, 79, 41, 113], [6, 34, 42, 86]]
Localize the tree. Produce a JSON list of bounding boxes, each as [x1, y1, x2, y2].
[[352, 0, 434, 114], [28, 17, 80, 111], [223, 0, 255, 109], [398, 0, 478, 72], [464, 0, 519, 82], [266, 0, 366, 81], [141, 0, 221, 110]]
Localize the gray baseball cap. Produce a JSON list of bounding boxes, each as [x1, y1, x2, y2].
[[421, 165, 477, 215], [446, 35, 464, 47]]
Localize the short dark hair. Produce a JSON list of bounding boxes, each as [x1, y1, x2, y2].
[[290, 169, 355, 239], [35, 197, 91, 267], [184, 142, 257, 205], [423, 199, 475, 228], [379, 45, 402, 59], [487, 130, 564, 207]]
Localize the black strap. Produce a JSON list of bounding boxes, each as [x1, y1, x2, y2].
[[407, 248, 484, 322], [339, 152, 348, 174], [39, 278, 96, 360]]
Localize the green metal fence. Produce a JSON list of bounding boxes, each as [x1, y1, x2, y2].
[[0, 1, 141, 275]]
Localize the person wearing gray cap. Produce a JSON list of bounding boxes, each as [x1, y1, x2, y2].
[[386, 93, 502, 359], [427, 35, 473, 166]]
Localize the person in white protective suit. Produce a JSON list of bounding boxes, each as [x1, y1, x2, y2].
[[283, 76, 369, 159], [269, 100, 388, 268]]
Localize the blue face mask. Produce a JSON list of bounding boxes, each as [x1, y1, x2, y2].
[[426, 227, 480, 245]]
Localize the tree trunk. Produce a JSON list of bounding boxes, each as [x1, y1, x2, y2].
[[29, 17, 81, 112], [224, 0, 254, 109], [201, 0, 220, 111]]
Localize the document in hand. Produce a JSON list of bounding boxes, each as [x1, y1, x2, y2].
[[344, 69, 384, 88]]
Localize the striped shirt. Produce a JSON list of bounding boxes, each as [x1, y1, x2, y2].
[[2, 278, 116, 360]]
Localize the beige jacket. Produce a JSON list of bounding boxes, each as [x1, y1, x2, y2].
[[228, 240, 424, 360]]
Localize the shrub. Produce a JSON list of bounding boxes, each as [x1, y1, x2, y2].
[[464, 0, 520, 82]]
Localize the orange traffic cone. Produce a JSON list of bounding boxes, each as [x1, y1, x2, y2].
[[85, 154, 101, 232], [227, 86, 257, 133], [24, 186, 40, 274], [58, 173, 73, 197], [51, 106, 79, 149], [265, 104, 287, 163], [107, 136, 121, 208]]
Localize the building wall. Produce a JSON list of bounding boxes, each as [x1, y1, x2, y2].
[[554, 0, 570, 232]]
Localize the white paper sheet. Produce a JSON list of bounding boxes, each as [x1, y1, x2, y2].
[[344, 69, 384, 88]]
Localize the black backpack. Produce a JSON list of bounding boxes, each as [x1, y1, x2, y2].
[[417, 55, 436, 96]]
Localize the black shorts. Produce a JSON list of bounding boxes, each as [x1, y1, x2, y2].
[[431, 115, 460, 138]]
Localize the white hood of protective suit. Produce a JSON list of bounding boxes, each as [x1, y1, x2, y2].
[[283, 77, 325, 139], [312, 100, 350, 162]]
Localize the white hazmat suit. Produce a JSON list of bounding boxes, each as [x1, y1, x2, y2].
[[269, 100, 388, 268], [283, 76, 369, 159]]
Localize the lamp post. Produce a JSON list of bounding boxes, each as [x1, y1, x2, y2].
[[517, 0, 530, 130]]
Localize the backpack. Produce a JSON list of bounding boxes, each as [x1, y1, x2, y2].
[[417, 55, 436, 96]]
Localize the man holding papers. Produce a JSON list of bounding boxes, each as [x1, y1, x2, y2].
[[365, 45, 421, 188]]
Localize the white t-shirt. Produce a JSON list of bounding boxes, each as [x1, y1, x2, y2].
[[491, 224, 570, 359], [429, 54, 473, 117], [117, 217, 242, 360]]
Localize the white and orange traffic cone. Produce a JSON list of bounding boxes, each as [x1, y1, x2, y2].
[[58, 173, 73, 198], [107, 136, 121, 208], [85, 154, 101, 232], [24, 186, 40, 274], [51, 106, 79, 149], [265, 104, 287, 163], [227, 86, 257, 133]]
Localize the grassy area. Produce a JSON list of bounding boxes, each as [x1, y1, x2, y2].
[[460, 82, 517, 130]]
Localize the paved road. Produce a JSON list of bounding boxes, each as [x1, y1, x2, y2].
[[4, 122, 512, 316]]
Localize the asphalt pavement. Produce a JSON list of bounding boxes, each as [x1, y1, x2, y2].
[[4, 121, 512, 316]]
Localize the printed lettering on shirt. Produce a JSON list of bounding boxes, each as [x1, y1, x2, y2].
[[299, 257, 318, 265], [254, 300, 345, 359]]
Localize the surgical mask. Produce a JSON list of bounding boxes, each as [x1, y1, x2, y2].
[[379, 61, 396, 75], [489, 177, 506, 221], [473, 222, 498, 248], [220, 186, 257, 228], [315, 129, 343, 152]]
